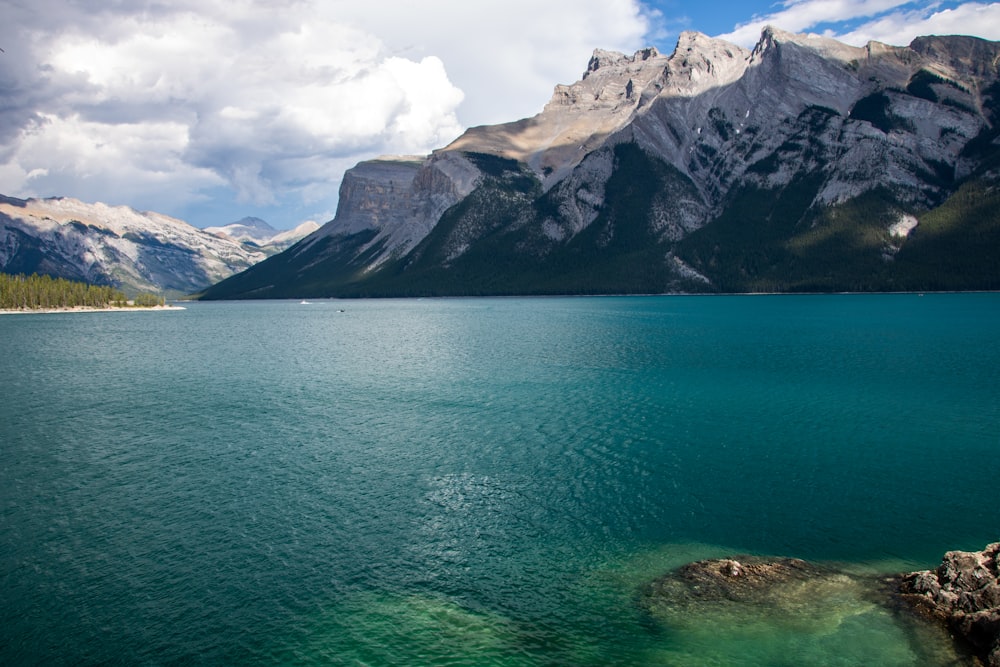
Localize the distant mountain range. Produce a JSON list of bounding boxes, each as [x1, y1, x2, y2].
[[200, 27, 1000, 299], [205, 217, 320, 250], [0, 198, 314, 296]]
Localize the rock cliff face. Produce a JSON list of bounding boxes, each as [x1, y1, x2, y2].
[[0, 196, 266, 296], [298, 154, 480, 266], [201, 27, 1000, 299]]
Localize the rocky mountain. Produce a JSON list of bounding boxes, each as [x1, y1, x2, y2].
[[0, 196, 267, 296], [205, 217, 277, 244], [200, 27, 1000, 299], [205, 217, 320, 252]]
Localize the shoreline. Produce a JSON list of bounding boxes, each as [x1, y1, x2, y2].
[[196, 289, 1000, 302], [0, 305, 186, 315]]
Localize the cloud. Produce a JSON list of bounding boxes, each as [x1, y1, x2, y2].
[[835, 2, 1000, 46], [0, 112, 225, 213], [0, 4, 468, 213], [322, 0, 650, 125], [717, 0, 915, 47], [716, 0, 1000, 48], [0, 0, 651, 226]]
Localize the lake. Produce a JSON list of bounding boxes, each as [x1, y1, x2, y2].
[[2, 294, 998, 665]]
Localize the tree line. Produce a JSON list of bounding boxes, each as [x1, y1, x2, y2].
[[0, 273, 165, 310]]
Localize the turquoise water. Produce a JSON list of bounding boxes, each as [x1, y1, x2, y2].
[[1, 294, 998, 665]]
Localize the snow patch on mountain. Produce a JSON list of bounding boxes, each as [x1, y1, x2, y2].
[[205, 217, 320, 249]]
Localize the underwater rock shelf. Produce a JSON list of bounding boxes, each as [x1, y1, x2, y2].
[[645, 543, 1000, 666]]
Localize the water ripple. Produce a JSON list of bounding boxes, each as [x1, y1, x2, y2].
[[1, 295, 997, 664]]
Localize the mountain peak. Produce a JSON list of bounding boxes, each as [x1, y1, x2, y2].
[[228, 216, 276, 234], [674, 30, 734, 52], [204, 216, 316, 249], [199, 27, 1000, 300], [752, 25, 868, 63], [666, 31, 752, 92], [585, 47, 661, 76]]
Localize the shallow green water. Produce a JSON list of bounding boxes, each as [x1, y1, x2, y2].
[[1, 294, 997, 664]]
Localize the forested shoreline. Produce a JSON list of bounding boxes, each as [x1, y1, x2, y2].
[[0, 273, 165, 310]]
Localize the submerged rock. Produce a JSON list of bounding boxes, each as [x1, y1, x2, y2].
[[892, 542, 1000, 666], [641, 554, 880, 637], [644, 547, 999, 665], [646, 556, 833, 604]]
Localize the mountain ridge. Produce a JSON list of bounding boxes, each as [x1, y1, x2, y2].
[[0, 196, 271, 295], [199, 26, 1000, 298]]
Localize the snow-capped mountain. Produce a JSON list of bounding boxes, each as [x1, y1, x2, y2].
[[205, 217, 320, 250], [0, 196, 267, 295]]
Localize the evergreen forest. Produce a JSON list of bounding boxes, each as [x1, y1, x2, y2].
[[0, 273, 165, 310]]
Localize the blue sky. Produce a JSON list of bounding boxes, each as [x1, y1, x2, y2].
[[646, 0, 990, 48], [1, 0, 999, 230]]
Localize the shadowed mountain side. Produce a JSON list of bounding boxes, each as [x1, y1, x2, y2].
[[195, 230, 382, 299]]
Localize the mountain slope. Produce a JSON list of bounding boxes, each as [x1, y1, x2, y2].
[[0, 196, 267, 296], [200, 27, 1000, 299]]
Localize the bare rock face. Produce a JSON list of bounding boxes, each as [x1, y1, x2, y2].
[[303, 152, 480, 268], [445, 44, 677, 190], [894, 543, 1000, 666]]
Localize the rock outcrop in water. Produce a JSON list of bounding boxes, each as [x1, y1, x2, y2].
[[644, 545, 1000, 666], [894, 543, 1000, 666], [646, 556, 837, 604], [641, 555, 878, 633]]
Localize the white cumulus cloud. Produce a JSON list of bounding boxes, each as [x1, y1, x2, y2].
[[836, 2, 1000, 46], [717, 0, 916, 46], [716, 0, 1000, 48], [0, 4, 470, 215], [0, 0, 651, 227]]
